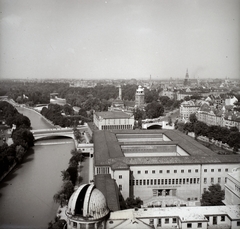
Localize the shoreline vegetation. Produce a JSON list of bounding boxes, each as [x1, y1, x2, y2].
[[0, 101, 34, 182], [48, 148, 85, 229]]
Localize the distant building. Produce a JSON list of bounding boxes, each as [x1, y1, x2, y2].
[[93, 111, 134, 130], [135, 85, 145, 108], [179, 100, 202, 121], [50, 93, 66, 105]]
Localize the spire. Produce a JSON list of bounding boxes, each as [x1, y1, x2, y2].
[[185, 69, 189, 79]]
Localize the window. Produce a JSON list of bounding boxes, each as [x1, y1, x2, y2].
[[225, 177, 227, 183], [221, 216, 225, 221], [143, 180, 146, 185], [187, 223, 192, 228], [204, 169, 207, 172], [179, 179, 182, 184], [73, 222, 77, 228], [152, 170, 155, 174], [204, 178, 207, 184], [158, 179, 160, 185], [136, 180, 138, 185], [237, 221, 240, 226], [119, 175, 122, 179], [174, 170, 177, 173], [176, 179, 178, 184], [140, 180, 142, 185], [188, 169, 191, 173], [172, 179, 175, 184], [211, 169, 214, 172], [169, 179, 171, 184], [161, 179, 164, 185], [147, 180, 149, 185], [149, 219, 154, 225], [154, 179, 157, 185], [145, 170, 148, 174], [181, 169, 184, 173], [167, 170, 170, 173], [172, 218, 176, 223], [119, 185, 122, 190], [195, 169, 198, 173], [151, 179, 153, 185], [218, 169, 221, 172], [197, 223, 202, 228], [165, 179, 168, 185], [165, 218, 169, 224], [225, 168, 228, 172], [211, 177, 214, 183], [183, 179, 185, 184], [159, 170, 162, 173], [137, 171, 141, 174], [158, 218, 161, 226], [218, 177, 221, 183]]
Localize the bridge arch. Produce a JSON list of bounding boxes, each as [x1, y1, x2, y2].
[[34, 135, 74, 142], [146, 124, 162, 129]]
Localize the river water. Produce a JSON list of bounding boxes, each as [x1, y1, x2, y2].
[[0, 107, 74, 229]]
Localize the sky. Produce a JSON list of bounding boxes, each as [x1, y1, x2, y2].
[[0, 0, 239, 80]]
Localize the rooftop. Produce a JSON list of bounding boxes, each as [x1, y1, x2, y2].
[[94, 111, 133, 119], [93, 129, 240, 168], [109, 205, 240, 222]]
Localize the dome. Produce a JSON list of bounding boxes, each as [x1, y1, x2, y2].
[[66, 184, 109, 221]]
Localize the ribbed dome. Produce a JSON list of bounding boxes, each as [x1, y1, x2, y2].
[[66, 184, 109, 220]]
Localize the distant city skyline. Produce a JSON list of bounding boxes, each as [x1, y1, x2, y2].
[[0, 0, 239, 80]]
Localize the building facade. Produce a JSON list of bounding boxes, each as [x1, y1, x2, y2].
[[224, 167, 240, 205], [93, 111, 134, 130], [93, 130, 240, 206]]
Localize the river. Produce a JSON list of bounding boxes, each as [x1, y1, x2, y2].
[[0, 107, 74, 229]]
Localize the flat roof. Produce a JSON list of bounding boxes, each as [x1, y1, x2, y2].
[[94, 111, 133, 119], [93, 130, 240, 168], [109, 205, 240, 222]]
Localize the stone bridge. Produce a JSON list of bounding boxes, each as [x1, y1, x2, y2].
[[142, 121, 174, 130], [31, 128, 75, 141]]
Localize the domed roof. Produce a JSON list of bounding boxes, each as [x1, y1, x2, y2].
[[66, 184, 109, 221]]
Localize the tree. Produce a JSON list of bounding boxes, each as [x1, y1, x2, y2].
[[193, 121, 209, 138], [145, 102, 164, 119], [201, 184, 224, 206], [125, 197, 143, 209], [189, 113, 197, 124], [133, 108, 144, 120]]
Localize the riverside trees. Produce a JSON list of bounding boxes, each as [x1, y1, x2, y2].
[[0, 101, 34, 178]]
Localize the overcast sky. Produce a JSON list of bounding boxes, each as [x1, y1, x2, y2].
[[0, 0, 239, 80]]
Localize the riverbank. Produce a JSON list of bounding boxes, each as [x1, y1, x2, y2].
[[17, 105, 56, 129]]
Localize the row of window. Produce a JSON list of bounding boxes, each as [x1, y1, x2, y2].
[[101, 124, 132, 130], [135, 168, 229, 174], [204, 177, 226, 184], [131, 178, 200, 186]]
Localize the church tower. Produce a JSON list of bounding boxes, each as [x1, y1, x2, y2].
[[184, 69, 190, 86]]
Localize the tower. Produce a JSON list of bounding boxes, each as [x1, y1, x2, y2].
[[118, 85, 122, 100], [135, 85, 145, 108], [184, 69, 190, 86]]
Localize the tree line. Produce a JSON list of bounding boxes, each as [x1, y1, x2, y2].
[[0, 101, 34, 179], [175, 113, 240, 152]]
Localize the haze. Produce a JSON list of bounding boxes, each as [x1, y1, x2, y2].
[[0, 0, 239, 80]]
